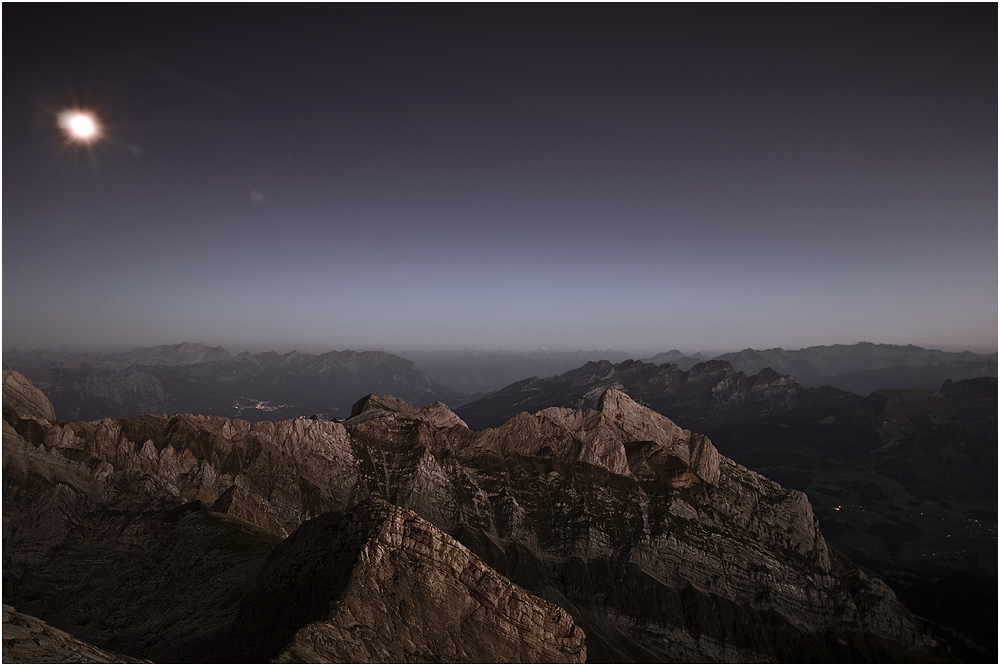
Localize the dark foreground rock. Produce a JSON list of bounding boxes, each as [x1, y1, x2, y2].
[[2, 605, 150, 663], [233, 499, 585, 663], [3, 472, 583, 663]]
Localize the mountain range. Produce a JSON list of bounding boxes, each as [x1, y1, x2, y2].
[[4, 341, 995, 660], [3, 343, 458, 422], [453, 358, 860, 433], [392, 348, 645, 396], [400, 343, 996, 397], [5, 341, 993, 426], [2, 370, 968, 662], [712, 343, 996, 395], [453, 360, 997, 657]]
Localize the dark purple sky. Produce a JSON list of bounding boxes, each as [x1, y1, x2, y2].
[[4, 5, 996, 353]]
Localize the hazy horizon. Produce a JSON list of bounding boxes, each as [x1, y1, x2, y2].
[[3, 338, 996, 359], [4, 6, 996, 356]]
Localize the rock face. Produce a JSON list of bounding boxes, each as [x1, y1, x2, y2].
[[466, 389, 721, 484], [2, 374, 951, 662], [2, 470, 581, 663], [234, 499, 585, 663], [708, 377, 998, 660], [2, 370, 56, 421], [2, 605, 150, 663]]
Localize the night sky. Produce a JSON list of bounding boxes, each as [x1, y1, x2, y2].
[[3, 4, 996, 354]]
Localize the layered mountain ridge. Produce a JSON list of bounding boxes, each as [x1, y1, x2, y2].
[[713, 343, 996, 395], [3, 370, 951, 662], [5, 342, 993, 426], [400, 342, 996, 397], [3, 346, 456, 422], [455, 361, 998, 659], [455, 358, 853, 433]]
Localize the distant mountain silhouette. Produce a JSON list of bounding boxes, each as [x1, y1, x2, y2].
[[454, 358, 858, 433], [713, 342, 996, 393], [402, 348, 639, 396], [404, 343, 996, 399], [642, 349, 710, 370], [3, 346, 458, 422]]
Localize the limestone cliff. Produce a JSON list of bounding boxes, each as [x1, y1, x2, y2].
[[3, 370, 56, 421]]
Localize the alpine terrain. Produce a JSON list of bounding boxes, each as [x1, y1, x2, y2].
[[2, 370, 960, 662], [456, 358, 997, 659]]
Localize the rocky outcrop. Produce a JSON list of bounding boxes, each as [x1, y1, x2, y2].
[[346, 393, 470, 430], [467, 389, 720, 484], [211, 484, 290, 538], [2, 472, 583, 663], [2, 605, 150, 663], [3, 470, 283, 662], [2, 406, 359, 535], [2, 374, 949, 662], [2, 370, 56, 421], [349, 392, 418, 418], [232, 499, 585, 663]]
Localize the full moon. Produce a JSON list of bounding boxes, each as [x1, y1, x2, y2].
[[58, 110, 100, 142]]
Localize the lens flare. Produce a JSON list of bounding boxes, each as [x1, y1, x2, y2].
[[58, 110, 101, 142]]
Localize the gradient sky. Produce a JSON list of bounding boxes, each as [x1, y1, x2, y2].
[[3, 5, 997, 354]]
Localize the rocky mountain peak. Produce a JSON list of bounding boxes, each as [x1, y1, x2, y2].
[[611, 358, 644, 373], [346, 394, 468, 431], [235, 498, 586, 663], [455, 357, 813, 433], [3, 370, 56, 421], [754, 365, 793, 384], [413, 401, 468, 429], [686, 359, 739, 382], [594, 388, 721, 484], [349, 393, 415, 419], [470, 388, 721, 484], [570, 359, 616, 380]]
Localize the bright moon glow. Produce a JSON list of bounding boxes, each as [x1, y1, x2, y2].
[[59, 110, 100, 142]]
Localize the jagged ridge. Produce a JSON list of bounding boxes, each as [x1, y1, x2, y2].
[[2, 375, 947, 662]]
